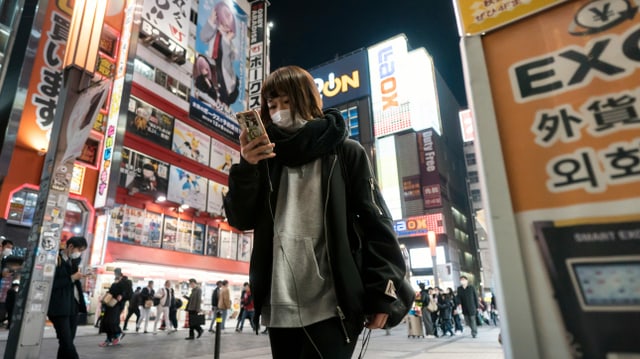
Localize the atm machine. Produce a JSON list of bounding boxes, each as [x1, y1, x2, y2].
[[534, 220, 640, 358]]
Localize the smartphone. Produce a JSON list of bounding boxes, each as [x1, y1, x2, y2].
[[236, 109, 272, 153]]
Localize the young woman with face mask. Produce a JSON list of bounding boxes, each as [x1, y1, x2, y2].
[[224, 65, 407, 358]]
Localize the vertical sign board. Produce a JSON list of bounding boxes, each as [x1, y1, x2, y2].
[[247, 0, 268, 110], [417, 129, 442, 209], [478, 1, 640, 357]]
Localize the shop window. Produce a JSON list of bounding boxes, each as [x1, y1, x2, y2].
[[468, 171, 479, 184], [465, 152, 476, 166]]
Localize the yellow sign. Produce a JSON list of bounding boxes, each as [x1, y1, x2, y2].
[[455, 0, 568, 35]]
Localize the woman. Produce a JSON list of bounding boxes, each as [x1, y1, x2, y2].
[[438, 290, 455, 337], [224, 65, 407, 358], [99, 270, 131, 347]]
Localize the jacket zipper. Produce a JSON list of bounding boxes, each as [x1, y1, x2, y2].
[[325, 155, 352, 344], [369, 178, 383, 215]]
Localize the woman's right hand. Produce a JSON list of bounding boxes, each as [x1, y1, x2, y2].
[[240, 129, 275, 165]]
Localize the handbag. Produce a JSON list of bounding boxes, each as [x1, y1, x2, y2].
[[427, 299, 439, 313], [102, 293, 118, 308], [144, 299, 153, 308], [189, 312, 206, 325]]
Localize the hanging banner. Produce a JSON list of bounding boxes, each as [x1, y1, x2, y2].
[[247, 0, 268, 109], [481, 0, 640, 356]]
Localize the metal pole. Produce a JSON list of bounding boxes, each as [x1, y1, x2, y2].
[[214, 310, 222, 359]]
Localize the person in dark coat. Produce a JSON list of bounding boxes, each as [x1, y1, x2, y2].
[[99, 269, 131, 346], [123, 286, 141, 331], [223, 66, 407, 358], [185, 278, 203, 339], [47, 236, 88, 359], [456, 275, 479, 338], [438, 290, 455, 336]]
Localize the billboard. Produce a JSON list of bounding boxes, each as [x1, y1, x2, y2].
[[210, 137, 240, 174], [247, 1, 268, 109], [167, 165, 208, 211], [190, 0, 248, 143], [393, 213, 445, 238], [459, 109, 475, 142], [172, 120, 211, 165], [126, 96, 174, 148], [207, 180, 228, 215], [417, 129, 442, 209], [119, 148, 169, 198], [310, 50, 370, 108], [141, 0, 191, 55]]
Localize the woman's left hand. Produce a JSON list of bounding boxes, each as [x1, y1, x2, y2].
[[365, 313, 388, 329]]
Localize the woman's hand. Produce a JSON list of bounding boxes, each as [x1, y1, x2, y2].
[[365, 313, 389, 329], [240, 129, 275, 165]]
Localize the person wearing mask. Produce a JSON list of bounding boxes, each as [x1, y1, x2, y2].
[[217, 279, 231, 330], [0, 238, 15, 326], [122, 287, 141, 331], [47, 236, 88, 359], [223, 65, 408, 358], [98, 269, 131, 346], [137, 280, 154, 333], [438, 289, 455, 337], [208, 280, 222, 333], [153, 280, 173, 333], [457, 275, 479, 338], [185, 278, 203, 339]]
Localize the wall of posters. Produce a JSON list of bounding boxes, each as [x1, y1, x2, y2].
[[207, 180, 228, 215], [126, 95, 174, 148], [167, 166, 208, 210], [189, 0, 248, 143], [119, 148, 170, 198], [121, 206, 145, 243], [193, 223, 205, 254], [218, 229, 237, 260], [210, 137, 240, 174], [176, 218, 193, 252], [172, 120, 211, 165], [237, 232, 252, 262], [162, 216, 178, 250], [205, 225, 219, 256]]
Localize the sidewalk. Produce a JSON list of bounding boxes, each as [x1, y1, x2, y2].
[[0, 320, 505, 358]]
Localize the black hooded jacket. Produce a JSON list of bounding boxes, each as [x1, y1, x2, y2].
[[223, 109, 407, 341]]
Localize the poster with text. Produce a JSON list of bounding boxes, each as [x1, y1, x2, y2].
[[167, 166, 208, 210], [122, 206, 145, 243], [141, 0, 191, 52], [119, 148, 169, 198], [205, 225, 219, 256], [193, 223, 205, 254], [162, 216, 178, 250], [107, 205, 124, 241], [207, 180, 228, 215], [172, 120, 211, 165], [142, 211, 163, 248], [481, 1, 640, 356], [189, 0, 248, 142], [210, 137, 240, 174], [237, 231, 252, 262], [126, 96, 174, 148], [176, 219, 193, 252], [218, 229, 237, 260]]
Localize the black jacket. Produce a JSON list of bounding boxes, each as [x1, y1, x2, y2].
[[224, 109, 406, 341], [456, 285, 478, 316], [48, 253, 84, 317]]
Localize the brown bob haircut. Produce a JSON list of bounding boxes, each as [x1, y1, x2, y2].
[[260, 65, 323, 125]]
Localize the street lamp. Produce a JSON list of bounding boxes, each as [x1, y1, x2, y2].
[[427, 231, 439, 287], [5, 1, 109, 358]]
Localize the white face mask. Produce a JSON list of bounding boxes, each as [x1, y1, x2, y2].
[[70, 251, 82, 260], [2, 248, 12, 257], [271, 109, 306, 130]]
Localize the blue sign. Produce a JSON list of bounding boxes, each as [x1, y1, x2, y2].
[[310, 50, 370, 108]]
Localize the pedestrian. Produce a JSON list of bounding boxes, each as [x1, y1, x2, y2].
[[47, 236, 88, 359], [235, 281, 248, 332], [236, 282, 254, 332], [5, 280, 19, 329], [418, 283, 435, 338], [137, 280, 154, 333], [456, 275, 479, 338], [169, 291, 180, 332], [98, 269, 131, 346], [208, 280, 221, 332], [438, 290, 455, 336], [185, 278, 203, 339], [153, 280, 172, 333], [217, 279, 231, 330], [122, 287, 141, 331], [223, 65, 408, 358], [0, 237, 15, 327]]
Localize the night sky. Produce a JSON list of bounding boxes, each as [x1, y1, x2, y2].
[[266, 0, 467, 107]]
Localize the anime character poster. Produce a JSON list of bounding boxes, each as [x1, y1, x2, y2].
[[176, 219, 193, 252], [162, 216, 178, 250], [193, 223, 205, 254], [126, 96, 174, 148], [167, 166, 208, 211], [172, 120, 211, 165], [119, 148, 170, 198], [237, 231, 252, 262], [107, 205, 124, 241], [142, 211, 163, 248], [190, 0, 247, 143], [205, 225, 219, 256], [206, 180, 228, 215], [210, 137, 240, 174]]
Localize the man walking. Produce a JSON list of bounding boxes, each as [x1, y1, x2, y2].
[[456, 275, 479, 338], [217, 280, 231, 331], [123, 287, 141, 331], [153, 280, 172, 333], [208, 280, 221, 333], [185, 278, 203, 339]]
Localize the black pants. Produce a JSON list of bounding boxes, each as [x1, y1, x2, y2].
[[188, 310, 202, 337], [49, 315, 79, 359], [123, 306, 139, 329], [268, 317, 358, 359]]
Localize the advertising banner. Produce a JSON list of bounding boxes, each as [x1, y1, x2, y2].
[[175, 218, 193, 252], [119, 148, 169, 198], [141, 0, 191, 53], [454, 0, 568, 36], [172, 120, 211, 165], [126, 96, 174, 148], [310, 50, 370, 109], [167, 165, 208, 211], [162, 216, 178, 250], [417, 129, 442, 209], [393, 213, 445, 238], [481, 1, 640, 356], [237, 232, 252, 262], [247, 0, 268, 109], [218, 230, 238, 260], [207, 180, 228, 215], [190, 0, 248, 142], [205, 225, 219, 256], [210, 137, 240, 174], [193, 222, 205, 254]]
